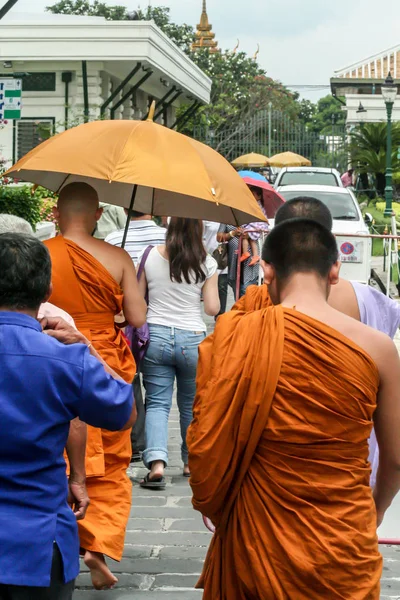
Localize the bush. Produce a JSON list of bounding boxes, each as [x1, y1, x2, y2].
[[376, 201, 400, 216], [0, 185, 57, 228], [393, 172, 400, 187], [0, 185, 42, 228]]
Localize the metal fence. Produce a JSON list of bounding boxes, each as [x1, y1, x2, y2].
[[193, 108, 348, 171]]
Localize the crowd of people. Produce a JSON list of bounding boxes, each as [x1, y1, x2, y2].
[[1, 180, 400, 599]]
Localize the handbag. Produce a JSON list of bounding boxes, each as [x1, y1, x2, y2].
[[212, 242, 228, 270], [125, 245, 153, 368], [130, 373, 146, 452]]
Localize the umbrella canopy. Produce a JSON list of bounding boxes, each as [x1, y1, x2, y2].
[[268, 151, 311, 168], [231, 152, 270, 169], [3, 111, 265, 227], [238, 170, 285, 219]]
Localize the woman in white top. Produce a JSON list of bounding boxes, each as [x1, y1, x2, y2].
[[138, 218, 220, 489]]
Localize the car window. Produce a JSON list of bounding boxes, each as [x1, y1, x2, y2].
[[280, 191, 359, 221], [279, 172, 338, 186]]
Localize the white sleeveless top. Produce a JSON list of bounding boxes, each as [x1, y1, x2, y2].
[[141, 246, 217, 332]]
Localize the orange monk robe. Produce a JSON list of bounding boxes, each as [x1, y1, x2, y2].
[[188, 306, 382, 599], [232, 283, 272, 311], [45, 236, 135, 562]]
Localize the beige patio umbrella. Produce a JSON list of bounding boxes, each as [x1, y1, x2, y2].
[[231, 152, 270, 169], [268, 152, 311, 167]]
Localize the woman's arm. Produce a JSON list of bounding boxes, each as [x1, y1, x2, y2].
[[373, 338, 400, 525], [121, 252, 147, 327], [202, 272, 220, 316], [217, 227, 244, 243]]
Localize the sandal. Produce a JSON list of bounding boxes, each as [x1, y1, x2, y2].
[[140, 473, 166, 490]]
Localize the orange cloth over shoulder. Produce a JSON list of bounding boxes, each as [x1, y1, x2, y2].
[[232, 283, 271, 311], [188, 305, 382, 599], [45, 235, 135, 561]]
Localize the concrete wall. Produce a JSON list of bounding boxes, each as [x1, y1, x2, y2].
[[345, 94, 400, 125]]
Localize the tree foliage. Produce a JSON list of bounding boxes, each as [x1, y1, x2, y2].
[[47, 2, 340, 141], [298, 95, 346, 134], [349, 122, 400, 195]]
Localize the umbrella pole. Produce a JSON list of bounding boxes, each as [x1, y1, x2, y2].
[[235, 234, 243, 301], [121, 184, 138, 249]]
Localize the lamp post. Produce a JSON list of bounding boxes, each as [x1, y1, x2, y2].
[[382, 73, 398, 217]]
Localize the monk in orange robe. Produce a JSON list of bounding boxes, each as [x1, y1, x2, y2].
[[45, 182, 147, 590], [188, 218, 400, 599]]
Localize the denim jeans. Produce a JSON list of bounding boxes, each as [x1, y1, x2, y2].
[[142, 325, 206, 469], [229, 277, 259, 299]]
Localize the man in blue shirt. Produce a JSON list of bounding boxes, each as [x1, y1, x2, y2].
[[0, 233, 136, 599]]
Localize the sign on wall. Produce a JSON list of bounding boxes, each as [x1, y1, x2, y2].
[[0, 79, 22, 120]]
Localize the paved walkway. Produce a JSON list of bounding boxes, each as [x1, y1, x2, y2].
[[74, 402, 207, 599]]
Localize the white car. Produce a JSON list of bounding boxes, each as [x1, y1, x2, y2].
[[275, 185, 371, 284], [274, 167, 343, 189]]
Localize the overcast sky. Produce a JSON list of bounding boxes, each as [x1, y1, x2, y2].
[[8, 0, 400, 101]]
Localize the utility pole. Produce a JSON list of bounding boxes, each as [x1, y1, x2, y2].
[[0, 0, 19, 20]]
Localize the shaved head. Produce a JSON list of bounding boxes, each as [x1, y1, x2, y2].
[[58, 182, 99, 215], [55, 182, 102, 235]]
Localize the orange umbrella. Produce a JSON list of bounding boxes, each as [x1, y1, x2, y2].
[[4, 105, 265, 227], [268, 151, 311, 167], [231, 152, 270, 169]]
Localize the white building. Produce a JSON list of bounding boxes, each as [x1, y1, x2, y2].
[[331, 44, 400, 126], [0, 12, 211, 167]]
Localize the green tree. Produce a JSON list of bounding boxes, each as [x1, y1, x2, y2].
[[349, 122, 400, 196], [309, 95, 346, 134], [179, 49, 300, 139], [298, 99, 316, 126], [47, 1, 302, 142]]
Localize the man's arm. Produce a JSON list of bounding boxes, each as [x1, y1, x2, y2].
[[65, 418, 89, 520], [373, 337, 400, 525], [40, 316, 137, 430]]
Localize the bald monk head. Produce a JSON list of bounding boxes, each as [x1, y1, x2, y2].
[[273, 196, 361, 321], [54, 183, 103, 235], [262, 218, 340, 305]]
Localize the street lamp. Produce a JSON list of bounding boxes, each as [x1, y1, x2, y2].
[[382, 72, 398, 216]]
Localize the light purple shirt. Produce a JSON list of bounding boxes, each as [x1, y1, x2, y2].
[[351, 282, 400, 488]]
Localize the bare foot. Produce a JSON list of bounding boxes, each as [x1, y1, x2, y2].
[[150, 460, 165, 480], [84, 550, 118, 590]]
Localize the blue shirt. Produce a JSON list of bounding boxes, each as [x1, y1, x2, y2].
[[0, 312, 133, 587]]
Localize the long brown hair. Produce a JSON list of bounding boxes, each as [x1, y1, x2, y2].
[[166, 218, 207, 284]]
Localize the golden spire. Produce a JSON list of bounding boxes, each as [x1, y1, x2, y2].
[[192, 0, 220, 54]]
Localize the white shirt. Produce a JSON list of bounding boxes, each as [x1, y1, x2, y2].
[[141, 247, 217, 332], [203, 220, 228, 275], [38, 302, 76, 328], [105, 220, 166, 264]]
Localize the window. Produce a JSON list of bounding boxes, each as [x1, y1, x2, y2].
[[22, 73, 56, 92], [14, 119, 54, 161], [280, 190, 359, 221], [279, 172, 339, 187]]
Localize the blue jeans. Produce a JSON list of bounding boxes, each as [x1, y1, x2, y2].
[[229, 277, 259, 299], [142, 325, 206, 469]]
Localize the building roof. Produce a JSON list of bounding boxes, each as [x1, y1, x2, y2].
[[2, 11, 107, 24], [335, 44, 400, 80], [0, 16, 211, 104], [192, 0, 220, 54]]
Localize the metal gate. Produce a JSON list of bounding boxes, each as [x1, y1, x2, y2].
[[193, 108, 348, 170]]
